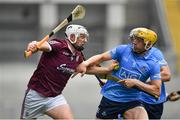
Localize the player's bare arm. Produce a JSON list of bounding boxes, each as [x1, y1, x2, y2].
[[85, 51, 112, 66], [86, 60, 119, 75], [75, 51, 112, 75], [27, 41, 51, 53], [122, 79, 161, 97], [86, 65, 113, 75]]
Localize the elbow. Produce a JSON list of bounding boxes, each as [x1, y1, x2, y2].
[[164, 77, 171, 82], [162, 73, 171, 82], [161, 68, 171, 82], [166, 72, 171, 81]]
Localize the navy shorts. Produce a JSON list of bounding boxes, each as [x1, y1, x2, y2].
[[143, 102, 163, 119], [96, 96, 144, 119]]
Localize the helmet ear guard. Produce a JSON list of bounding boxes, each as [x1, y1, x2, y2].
[[129, 27, 157, 50], [144, 41, 153, 50], [68, 34, 78, 44]]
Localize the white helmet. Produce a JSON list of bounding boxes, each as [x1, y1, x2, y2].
[[65, 24, 89, 44]]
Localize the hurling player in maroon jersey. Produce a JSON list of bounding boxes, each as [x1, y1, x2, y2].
[[20, 24, 117, 119]]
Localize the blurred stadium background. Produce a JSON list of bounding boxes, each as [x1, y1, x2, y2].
[[0, 0, 180, 119]]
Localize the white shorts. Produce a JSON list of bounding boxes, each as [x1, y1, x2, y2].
[[20, 89, 68, 119]]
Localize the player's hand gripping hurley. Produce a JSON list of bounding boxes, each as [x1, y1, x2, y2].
[[96, 74, 159, 99], [24, 5, 86, 58]]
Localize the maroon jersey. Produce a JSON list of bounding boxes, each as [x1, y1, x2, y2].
[[28, 39, 84, 97]]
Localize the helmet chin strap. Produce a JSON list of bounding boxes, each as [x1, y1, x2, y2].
[[67, 39, 84, 51], [71, 43, 84, 51]]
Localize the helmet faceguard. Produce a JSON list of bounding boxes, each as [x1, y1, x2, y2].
[[65, 24, 89, 44], [129, 27, 157, 50]]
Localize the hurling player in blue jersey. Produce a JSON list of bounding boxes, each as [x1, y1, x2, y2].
[[74, 27, 162, 119], [139, 44, 171, 119]]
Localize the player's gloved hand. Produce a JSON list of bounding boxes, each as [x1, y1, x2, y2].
[[27, 41, 38, 53], [167, 91, 180, 101]]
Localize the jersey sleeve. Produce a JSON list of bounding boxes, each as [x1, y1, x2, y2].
[[48, 39, 63, 52], [110, 45, 127, 61], [154, 49, 168, 66], [150, 61, 161, 80]]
